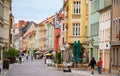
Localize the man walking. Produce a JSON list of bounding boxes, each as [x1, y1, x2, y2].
[[89, 57, 96, 74]]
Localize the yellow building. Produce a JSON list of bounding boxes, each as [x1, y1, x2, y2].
[[63, 0, 88, 63], [63, 0, 87, 47]]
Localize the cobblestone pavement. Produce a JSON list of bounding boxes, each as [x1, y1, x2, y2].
[[6, 60, 77, 76], [5, 59, 120, 76]]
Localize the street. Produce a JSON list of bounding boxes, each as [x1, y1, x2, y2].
[[6, 59, 77, 76]]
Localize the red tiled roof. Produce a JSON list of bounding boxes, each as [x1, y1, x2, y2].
[[38, 15, 55, 26], [14, 20, 27, 28]]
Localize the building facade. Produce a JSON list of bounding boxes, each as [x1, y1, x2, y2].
[[90, 0, 105, 61], [23, 22, 37, 51], [0, 0, 4, 70], [99, 6, 111, 70], [3, 0, 12, 49], [13, 20, 27, 51], [38, 15, 55, 52], [111, 0, 120, 69], [45, 16, 54, 51], [0, 0, 12, 70], [63, 0, 88, 62]]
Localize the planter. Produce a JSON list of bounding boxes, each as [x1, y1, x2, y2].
[[57, 64, 63, 68], [9, 57, 16, 64], [3, 59, 10, 70]]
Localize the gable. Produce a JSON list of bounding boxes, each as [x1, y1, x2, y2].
[[23, 23, 36, 37]]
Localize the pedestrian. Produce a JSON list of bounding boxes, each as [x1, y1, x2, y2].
[[19, 56, 22, 64], [31, 54, 33, 61], [89, 57, 96, 74], [97, 58, 102, 74], [26, 56, 28, 61], [22, 56, 24, 63]]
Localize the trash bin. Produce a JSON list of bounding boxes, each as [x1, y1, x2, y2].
[[3, 59, 9, 70]]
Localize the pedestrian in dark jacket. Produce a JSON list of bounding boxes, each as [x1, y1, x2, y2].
[[89, 57, 96, 74], [19, 56, 22, 64]]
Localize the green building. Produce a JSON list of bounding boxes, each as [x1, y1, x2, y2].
[[90, 0, 104, 61]]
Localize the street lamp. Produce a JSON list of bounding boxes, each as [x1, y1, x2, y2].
[[90, 38, 94, 59], [64, 42, 69, 62]]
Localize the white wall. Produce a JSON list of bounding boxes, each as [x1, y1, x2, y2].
[[99, 10, 111, 50]]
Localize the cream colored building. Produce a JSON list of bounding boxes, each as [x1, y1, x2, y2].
[[38, 15, 55, 51], [23, 22, 37, 51], [38, 22, 47, 51], [3, 0, 12, 49], [0, 0, 12, 70]]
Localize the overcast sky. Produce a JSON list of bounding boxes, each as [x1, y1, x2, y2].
[[12, 0, 63, 23]]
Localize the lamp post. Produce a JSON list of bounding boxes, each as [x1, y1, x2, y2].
[[109, 0, 113, 73], [65, 42, 69, 62], [90, 38, 94, 59]]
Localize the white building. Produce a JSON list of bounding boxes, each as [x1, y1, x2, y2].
[[99, 6, 111, 69]]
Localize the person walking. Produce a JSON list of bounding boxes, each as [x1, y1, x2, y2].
[[31, 54, 33, 61], [19, 56, 22, 64], [97, 58, 102, 74], [89, 57, 96, 74]]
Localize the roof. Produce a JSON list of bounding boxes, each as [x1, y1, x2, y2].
[[14, 20, 27, 28], [38, 15, 55, 25]]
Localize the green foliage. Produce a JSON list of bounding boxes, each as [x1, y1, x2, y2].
[[3, 47, 18, 59], [3, 51, 9, 59], [8, 47, 18, 58], [57, 52, 61, 64], [33, 49, 38, 54]]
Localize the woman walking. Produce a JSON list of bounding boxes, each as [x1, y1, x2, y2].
[[97, 58, 102, 74]]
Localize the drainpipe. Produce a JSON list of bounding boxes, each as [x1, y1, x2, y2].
[[109, 0, 113, 73]]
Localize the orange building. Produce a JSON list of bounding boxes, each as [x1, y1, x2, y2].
[[54, 28, 60, 52]]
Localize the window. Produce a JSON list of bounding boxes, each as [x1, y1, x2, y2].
[[116, 19, 119, 33], [114, 0, 116, 6], [114, 0, 120, 6], [113, 20, 115, 35], [118, 0, 120, 5], [116, 0, 119, 5], [73, 1, 80, 14], [73, 23, 80, 36]]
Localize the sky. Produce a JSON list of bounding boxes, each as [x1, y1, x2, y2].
[[12, 0, 63, 23]]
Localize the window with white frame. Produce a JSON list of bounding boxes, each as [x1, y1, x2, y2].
[[73, 1, 80, 14], [114, 0, 120, 6], [73, 23, 80, 36]]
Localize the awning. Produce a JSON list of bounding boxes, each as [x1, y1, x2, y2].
[[46, 53, 52, 56]]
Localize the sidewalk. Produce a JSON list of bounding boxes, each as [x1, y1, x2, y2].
[[0, 63, 14, 76], [71, 68, 119, 76]]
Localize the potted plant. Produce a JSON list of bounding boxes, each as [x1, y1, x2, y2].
[[7, 47, 18, 64]]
